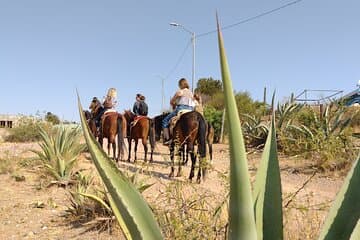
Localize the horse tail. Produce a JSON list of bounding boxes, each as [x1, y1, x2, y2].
[[117, 114, 125, 159], [206, 121, 214, 161], [148, 118, 156, 149], [197, 113, 207, 159]]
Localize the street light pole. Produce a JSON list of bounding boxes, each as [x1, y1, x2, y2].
[[170, 22, 196, 93], [156, 75, 166, 111]]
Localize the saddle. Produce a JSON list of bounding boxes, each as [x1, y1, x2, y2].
[[169, 109, 192, 136], [130, 115, 149, 127], [101, 109, 118, 129]]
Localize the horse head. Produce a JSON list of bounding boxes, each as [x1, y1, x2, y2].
[[123, 109, 135, 122], [83, 110, 92, 120], [89, 98, 102, 116]]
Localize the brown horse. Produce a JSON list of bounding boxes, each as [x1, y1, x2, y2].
[[89, 100, 127, 161], [154, 111, 207, 183], [83, 110, 98, 139], [123, 110, 155, 162]]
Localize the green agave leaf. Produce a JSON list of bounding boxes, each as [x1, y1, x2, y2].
[[253, 112, 283, 240], [78, 192, 112, 212], [77, 94, 163, 240], [216, 16, 257, 240], [318, 155, 360, 240], [350, 219, 360, 240]]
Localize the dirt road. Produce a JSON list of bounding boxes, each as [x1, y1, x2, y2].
[[0, 141, 346, 239]]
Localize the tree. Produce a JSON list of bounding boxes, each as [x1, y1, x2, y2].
[[45, 112, 60, 125], [195, 77, 222, 96], [203, 105, 223, 142], [235, 91, 266, 118]]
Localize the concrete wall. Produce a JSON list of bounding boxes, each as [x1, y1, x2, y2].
[[0, 115, 20, 128]]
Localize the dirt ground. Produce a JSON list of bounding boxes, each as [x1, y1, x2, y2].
[[0, 134, 347, 240]]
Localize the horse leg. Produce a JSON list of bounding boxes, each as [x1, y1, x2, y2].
[[150, 142, 154, 163], [134, 139, 138, 162], [127, 138, 132, 162], [106, 138, 111, 156], [112, 140, 116, 161], [188, 145, 196, 182], [169, 142, 175, 178], [142, 138, 148, 162], [176, 146, 183, 177], [208, 142, 213, 164], [180, 146, 186, 166]]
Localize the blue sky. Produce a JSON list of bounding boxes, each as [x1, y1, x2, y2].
[[1, 0, 359, 121]]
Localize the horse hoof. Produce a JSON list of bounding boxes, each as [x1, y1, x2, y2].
[[196, 179, 201, 184], [176, 172, 182, 177], [169, 172, 174, 178]]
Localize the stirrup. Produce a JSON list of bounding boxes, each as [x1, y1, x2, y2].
[[163, 139, 172, 146]]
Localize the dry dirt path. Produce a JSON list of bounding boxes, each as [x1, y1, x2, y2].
[[0, 141, 346, 239]]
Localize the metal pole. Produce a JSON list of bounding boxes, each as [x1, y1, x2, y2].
[[220, 109, 226, 143], [192, 32, 196, 93], [161, 77, 165, 111]]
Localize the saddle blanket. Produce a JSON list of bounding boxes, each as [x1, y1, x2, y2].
[[131, 115, 149, 127]]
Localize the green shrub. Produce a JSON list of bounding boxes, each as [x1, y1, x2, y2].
[[5, 116, 52, 142], [204, 106, 223, 142], [32, 126, 86, 185]]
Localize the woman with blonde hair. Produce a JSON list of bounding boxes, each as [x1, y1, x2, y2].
[[162, 78, 195, 144]]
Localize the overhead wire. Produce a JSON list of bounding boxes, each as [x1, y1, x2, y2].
[[197, 0, 304, 38], [164, 0, 305, 80], [164, 40, 191, 80]]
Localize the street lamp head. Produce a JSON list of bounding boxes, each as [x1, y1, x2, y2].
[[170, 22, 180, 27]]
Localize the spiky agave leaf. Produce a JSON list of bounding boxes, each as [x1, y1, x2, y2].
[[77, 93, 163, 240], [216, 16, 257, 240], [318, 155, 360, 240], [253, 112, 283, 240], [350, 220, 360, 240]]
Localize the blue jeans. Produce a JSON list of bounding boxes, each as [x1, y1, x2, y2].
[[162, 105, 193, 128]]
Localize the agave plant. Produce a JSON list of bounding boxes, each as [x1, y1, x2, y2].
[[216, 15, 360, 240], [77, 95, 163, 239], [73, 16, 359, 240], [32, 126, 86, 185], [241, 113, 269, 148]]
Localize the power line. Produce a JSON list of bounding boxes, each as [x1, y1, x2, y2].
[[163, 0, 305, 82], [165, 40, 191, 80], [197, 0, 304, 38]]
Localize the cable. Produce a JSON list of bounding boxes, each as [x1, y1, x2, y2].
[[163, 0, 305, 82], [165, 40, 191, 80], [197, 0, 304, 38]]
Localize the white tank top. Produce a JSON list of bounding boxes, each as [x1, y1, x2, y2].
[[177, 88, 195, 107]]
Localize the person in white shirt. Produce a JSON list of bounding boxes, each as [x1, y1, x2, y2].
[[162, 78, 194, 144]]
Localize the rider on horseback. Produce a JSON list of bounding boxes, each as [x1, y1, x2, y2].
[[133, 93, 148, 117], [93, 88, 117, 128], [162, 78, 195, 145]]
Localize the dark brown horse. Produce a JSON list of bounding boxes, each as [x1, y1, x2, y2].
[[183, 122, 214, 165], [89, 100, 127, 161], [123, 110, 155, 162], [83, 110, 98, 139], [154, 111, 207, 183]]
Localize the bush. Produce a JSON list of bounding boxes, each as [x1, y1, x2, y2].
[[5, 116, 52, 142], [204, 106, 223, 142], [32, 126, 86, 185]]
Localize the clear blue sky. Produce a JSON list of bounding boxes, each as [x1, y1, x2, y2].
[[1, 0, 359, 121]]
